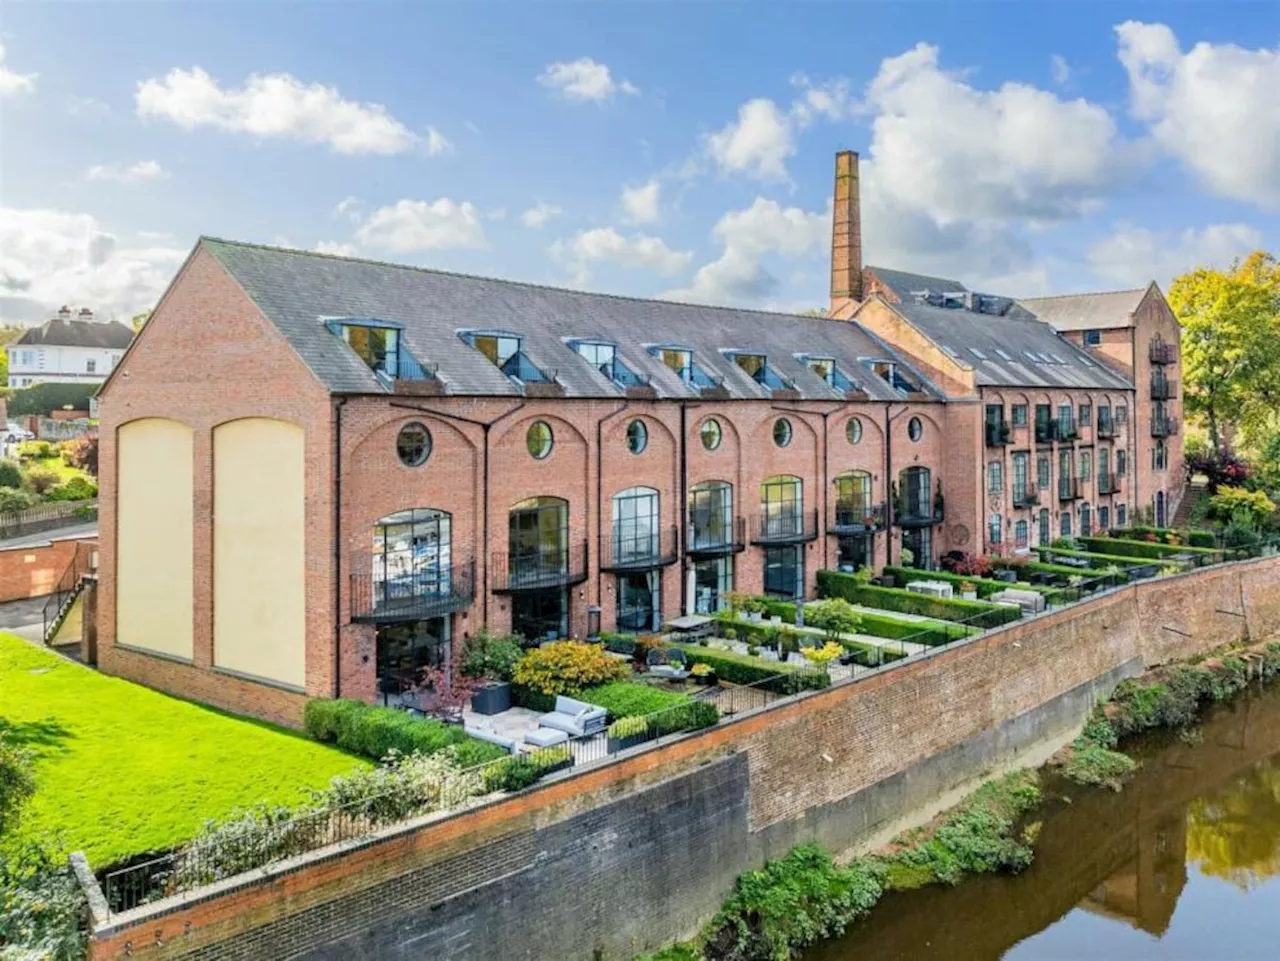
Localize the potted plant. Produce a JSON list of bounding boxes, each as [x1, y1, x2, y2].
[[607, 716, 650, 753], [691, 662, 716, 686], [959, 581, 978, 601], [463, 631, 523, 715], [723, 627, 738, 643]]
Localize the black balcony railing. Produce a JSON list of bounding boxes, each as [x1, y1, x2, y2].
[[751, 509, 820, 545], [1097, 471, 1119, 495], [828, 502, 887, 533], [1150, 341, 1176, 365], [1055, 418, 1079, 442], [1058, 476, 1082, 502], [491, 540, 589, 593], [985, 421, 1011, 446], [1096, 418, 1117, 439], [1035, 419, 1056, 444], [1151, 413, 1179, 438], [350, 556, 475, 623], [1151, 374, 1177, 400], [894, 489, 945, 528], [686, 516, 747, 557], [599, 525, 679, 572], [1013, 485, 1040, 508]]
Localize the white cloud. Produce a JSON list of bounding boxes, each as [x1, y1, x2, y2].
[[0, 44, 36, 97], [520, 202, 563, 229], [1116, 21, 1280, 208], [354, 198, 486, 252], [86, 160, 169, 184], [1050, 54, 1072, 86], [705, 98, 795, 181], [538, 58, 639, 102], [1086, 221, 1263, 289], [67, 94, 110, 117], [663, 197, 829, 305], [334, 196, 361, 221], [425, 126, 453, 156], [864, 42, 1134, 222], [0, 208, 187, 323], [136, 66, 419, 155], [789, 73, 854, 126], [553, 227, 691, 286], [314, 240, 360, 257], [620, 180, 661, 224]]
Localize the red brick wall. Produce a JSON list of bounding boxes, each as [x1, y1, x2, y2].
[[0, 536, 95, 603], [1131, 287, 1186, 522]]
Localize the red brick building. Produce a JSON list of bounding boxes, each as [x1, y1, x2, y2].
[[94, 151, 1185, 723]]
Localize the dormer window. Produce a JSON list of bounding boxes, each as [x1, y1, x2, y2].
[[460, 330, 552, 384], [325, 317, 434, 383], [727, 351, 789, 389], [570, 340, 646, 389], [648, 345, 716, 388], [797, 354, 854, 391], [864, 358, 921, 395]]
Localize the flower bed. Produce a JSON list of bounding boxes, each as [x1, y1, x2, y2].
[[816, 571, 1022, 629]]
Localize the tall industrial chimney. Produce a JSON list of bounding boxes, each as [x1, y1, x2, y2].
[[830, 150, 863, 307]]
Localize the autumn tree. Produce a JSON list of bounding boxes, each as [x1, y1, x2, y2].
[[1169, 251, 1280, 452]]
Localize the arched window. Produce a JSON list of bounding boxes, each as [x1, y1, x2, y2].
[[898, 466, 932, 521], [372, 508, 452, 606], [1015, 520, 1029, 550], [833, 470, 872, 526], [1081, 502, 1092, 537], [1038, 508, 1051, 546], [760, 475, 803, 538], [509, 497, 569, 575], [689, 481, 733, 550], [612, 487, 659, 564]]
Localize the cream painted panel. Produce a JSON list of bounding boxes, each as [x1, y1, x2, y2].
[[213, 418, 306, 688], [117, 418, 194, 659]]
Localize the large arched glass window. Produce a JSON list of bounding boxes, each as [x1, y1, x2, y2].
[[833, 470, 872, 525], [760, 475, 803, 538], [612, 487, 659, 564], [899, 466, 932, 521], [372, 508, 452, 604], [689, 480, 733, 550], [509, 496, 569, 577]]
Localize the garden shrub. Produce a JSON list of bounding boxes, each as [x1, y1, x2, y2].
[[1062, 745, 1137, 791], [510, 684, 557, 713], [646, 700, 719, 737], [0, 842, 87, 961], [0, 488, 36, 513], [63, 435, 99, 478], [804, 598, 861, 642], [302, 698, 508, 766], [1188, 530, 1217, 549], [0, 459, 21, 490], [579, 681, 689, 719], [1209, 486, 1276, 526], [6, 383, 95, 418], [461, 630, 523, 681], [607, 716, 648, 739], [481, 746, 572, 793], [45, 475, 98, 502], [22, 466, 61, 496], [816, 571, 1021, 629], [674, 645, 829, 695], [1075, 537, 1219, 562], [883, 566, 1071, 603], [511, 641, 628, 696], [302, 698, 366, 744], [600, 631, 637, 656]]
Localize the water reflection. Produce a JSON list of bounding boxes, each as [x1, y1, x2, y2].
[[807, 688, 1280, 961]]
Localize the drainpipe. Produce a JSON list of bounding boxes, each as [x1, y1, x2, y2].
[[679, 402, 689, 614], [333, 396, 348, 699], [595, 402, 630, 611]]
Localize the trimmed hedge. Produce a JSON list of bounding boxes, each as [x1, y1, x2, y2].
[[580, 681, 689, 719], [1113, 525, 1218, 549], [511, 684, 557, 713], [600, 632, 638, 656], [673, 644, 830, 695], [816, 572, 1022, 629], [303, 698, 509, 767], [1038, 547, 1149, 568], [1077, 536, 1220, 562], [883, 566, 1072, 605], [646, 699, 720, 737], [993, 558, 1118, 580], [482, 746, 573, 793]]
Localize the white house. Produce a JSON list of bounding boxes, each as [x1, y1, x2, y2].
[[7, 307, 134, 388]]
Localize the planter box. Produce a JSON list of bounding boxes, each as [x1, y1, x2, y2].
[[470, 681, 512, 716], [608, 733, 650, 754], [961, 591, 978, 601]]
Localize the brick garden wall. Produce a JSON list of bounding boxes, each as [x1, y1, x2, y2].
[[0, 535, 95, 603], [86, 554, 1280, 961]]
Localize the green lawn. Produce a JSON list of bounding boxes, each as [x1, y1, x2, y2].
[[25, 454, 92, 485], [0, 634, 368, 868]]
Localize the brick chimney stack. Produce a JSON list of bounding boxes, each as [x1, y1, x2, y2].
[[57, 305, 72, 322], [830, 150, 863, 307], [78, 307, 95, 324]]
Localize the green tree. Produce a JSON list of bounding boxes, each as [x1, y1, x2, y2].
[[131, 309, 151, 332], [0, 324, 27, 385], [1170, 252, 1280, 452]]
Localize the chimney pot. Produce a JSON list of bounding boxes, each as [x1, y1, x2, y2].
[[830, 150, 863, 308], [57, 306, 71, 320], [78, 308, 94, 323]]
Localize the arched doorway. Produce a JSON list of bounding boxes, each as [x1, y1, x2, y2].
[[508, 496, 570, 640]]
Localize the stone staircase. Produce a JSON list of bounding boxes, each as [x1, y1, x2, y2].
[[1171, 480, 1208, 528]]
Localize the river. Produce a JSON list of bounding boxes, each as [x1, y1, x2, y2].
[[808, 683, 1280, 961]]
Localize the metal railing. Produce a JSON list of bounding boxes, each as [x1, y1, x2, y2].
[[751, 509, 819, 544], [1150, 374, 1177, 401], [1013, 485, 1041, 508], [1055, 418, 1079, 442], [1058, 476, 1082, 501], [985, 421, 1011, 446], [1035, 419, 1056, 444], [599, 525, 678, 572], [1152, 413, 1179, 437], [41, 540, 96, 642], [349, 556, 475, 622], [1096, 419, 1117, 439], [894, 496, 944, 527], [490, 540, 588, 592], [0, 498, 96, 540], [1150, 340, 1176, 365], [686, 516, 746, 556], [1097, 471, 1119, 495], [828, 502, 887, 532]]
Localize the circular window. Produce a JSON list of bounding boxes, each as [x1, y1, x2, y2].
[[846, 417, 863, 445], [773, 417, 792, 448], [396, 422, 432, 467], [908, 417, 923, 442], [700, 418, 722, 451], [526, 421, 554, 460], [626, 419, 648, 455]]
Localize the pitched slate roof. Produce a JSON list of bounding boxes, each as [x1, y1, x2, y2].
[[885, 298, 1133, 392], [867, 266, 967, 301], [14, 318, 134, 349], [1016, 287, 1149, 332], [202, 238, 940, 402]]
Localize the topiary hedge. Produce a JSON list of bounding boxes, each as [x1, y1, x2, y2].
[[1077, 536, 1220, 562], [673, 644, 830, 694], [303, 698, 509, 767], [816, 572, 1022, 629], [481, 746, 573, 793]]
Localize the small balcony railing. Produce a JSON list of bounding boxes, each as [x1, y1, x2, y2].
[[599, 525, 679, 572], [1058, 477, 1082, 502], [828, 502, 887, 533], [1096, 418, 1117, 439], [1151, 413, 1179, 438], [1055, 418, 1079, 442], [751, 509, 819, 545], [1151, 374, 1177, 401], [1097, 471, 1119, 495], [894, 493, 944, 528], [1035, 419, 1056, 444], [985, 421, 1011, 446], [491, 540, 588, 593], [1013, 485, 1040, 508], [686, 516, 746, 557], [349, 556, 475, 623], [1150, 341, 1176, 365]]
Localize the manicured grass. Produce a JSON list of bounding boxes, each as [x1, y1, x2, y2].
[[0, 634, 368, 868], [579, 681, 690, 719]]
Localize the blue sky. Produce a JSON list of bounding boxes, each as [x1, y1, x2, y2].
[[1, 2, 1278, 324]]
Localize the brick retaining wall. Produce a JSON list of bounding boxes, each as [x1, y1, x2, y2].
[[0, 535, 96, 604]]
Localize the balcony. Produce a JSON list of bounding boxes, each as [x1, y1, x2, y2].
[[349, 556, 474, 623], [1058, 477, 1082, 502], [894, 491, 945, 528], [1151, 374, 1177, 401], [1096, 418, 1117, 439], [985, 421, 1011, 447], [1055, 419, 1079, 442], [599, 525, 679, 573], [686, 516, 746, 557], [1097, 471, 1119, 495], [1151, 413, 1179, 438], [1150, 341, 1176, 365], [1035, 419, 1056, 444], [751, 509, 820, 545], [491, 540, 589, 593], [828, 502, 887, 534], [1012, 485, 1041, 508]]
